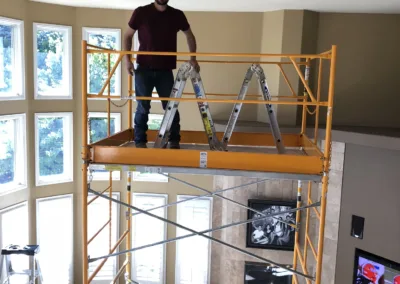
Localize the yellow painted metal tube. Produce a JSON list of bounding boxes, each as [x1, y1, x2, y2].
[[87, 186, 111, 206], [98, 54, 123, 96], [86, 47, 331, 59], [306, 235, 318, 260], [295, 246, 312, 284], [126, 172, 132, 280], [81, 40, 89, 284], [315, 45, 337, 284], [87, 94, 328, 106], [176, 59, 308, 65], [303, 182, 312, 270], [314, 58, 323, 143], [292, 182, 302, 284], [113, 259, 129, 284], [290, 58, 317, 103], [88, 219, 111, 245], [278, 65, 297, 97]]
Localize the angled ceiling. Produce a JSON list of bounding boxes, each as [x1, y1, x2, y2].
[[30, 0, 400, 13]]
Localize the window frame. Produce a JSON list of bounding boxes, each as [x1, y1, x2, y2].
[[87, 112, 121, 180], [131, 193, 168, 284], [33, 22, 73, 100], [0, 113, 27, 196], [175, 195, 213, 284], [82, 27, 122, 97], [34, 112, 73, 187], [0, 16, 25, 101], [36, 194, 73, 283]]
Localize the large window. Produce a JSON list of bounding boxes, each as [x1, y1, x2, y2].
[[88, 112, 121, 180], [35, 112, 73, 186], [33, 23, 72, 99], [36, 194, 73, 283], [0, 202, 29, 283], [0, 17, 24, 100], [0, 114, 26, 195], [88, 192, 119, 283], [83, 27, 121, 96], [175, 196, 212, 284], [131, 193, 168, 284]]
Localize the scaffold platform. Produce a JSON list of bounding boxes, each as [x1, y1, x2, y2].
[[81, 40, 337, 284]]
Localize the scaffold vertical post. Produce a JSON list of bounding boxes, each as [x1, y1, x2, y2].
[[126, 172, 132, 280], [301, 59, 310, 135], [107, 54, 112, 255], [292, 181, 302, 284], [316, 45, 337, 284], [81, 39, 89, 284]]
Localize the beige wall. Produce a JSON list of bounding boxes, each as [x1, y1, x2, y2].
[[335, 144, 400, 283], [314, 13, 400, 128]]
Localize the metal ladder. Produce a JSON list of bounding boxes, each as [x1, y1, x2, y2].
[[0, 245, 43, 284], [222, 64, 286, 154], [154, 62, 222, 150]]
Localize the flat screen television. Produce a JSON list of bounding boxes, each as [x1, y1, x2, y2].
[[353, 248, 400, 284], [244, 261, 292, 284]]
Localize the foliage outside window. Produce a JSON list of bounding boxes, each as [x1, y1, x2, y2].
[[83, 27, 121, 96], [36, 194, 73, 283], [132, 193, 167, 284], [0, 17, 24, 100], [33, 23, 72, 99], [88, 112, 121, 180], [35, 113, 73, 186], [0, 114, 26, 195]]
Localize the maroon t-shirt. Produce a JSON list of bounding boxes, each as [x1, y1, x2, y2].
[[128, 4, 190, 70]]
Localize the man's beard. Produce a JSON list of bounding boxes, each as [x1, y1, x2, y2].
[[155, 0, 169, 5]]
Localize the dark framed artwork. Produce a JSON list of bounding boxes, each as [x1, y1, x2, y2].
[[244, 261, 293, 284], [246, 199, 297, 251]]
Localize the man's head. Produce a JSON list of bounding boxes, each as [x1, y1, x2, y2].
[[155, 0, 169, 6]]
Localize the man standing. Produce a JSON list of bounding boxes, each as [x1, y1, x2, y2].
[[124, 0, 200, 149]]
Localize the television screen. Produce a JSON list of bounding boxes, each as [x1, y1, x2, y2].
[[353, 248, 400, 284]]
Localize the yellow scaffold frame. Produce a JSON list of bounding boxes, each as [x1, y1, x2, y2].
[[81, 39, 337, 284]]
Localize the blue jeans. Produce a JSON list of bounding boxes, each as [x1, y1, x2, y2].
[[134, 67, 181, 144]]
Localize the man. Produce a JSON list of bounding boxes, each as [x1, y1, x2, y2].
[[124, 0, 200, 149]]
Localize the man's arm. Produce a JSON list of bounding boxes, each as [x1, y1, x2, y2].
[[183, 28, 200, 72], [123, 27, 136, 75]]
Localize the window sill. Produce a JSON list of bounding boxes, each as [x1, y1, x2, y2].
[[0, 183, 27, 197], [36, 176, 73, 187], [34, 95, 73, 100], [0, 94, 26, 101]]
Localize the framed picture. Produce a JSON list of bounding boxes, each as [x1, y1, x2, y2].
[[244, 261, 293, 284], [246, 199, 296, 251]]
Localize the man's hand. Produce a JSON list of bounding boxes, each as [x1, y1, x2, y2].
[[126, 59, 134, 76], [190, 58, 200, 73]]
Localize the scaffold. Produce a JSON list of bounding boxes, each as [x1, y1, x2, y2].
[[81, 39, 337, 284]]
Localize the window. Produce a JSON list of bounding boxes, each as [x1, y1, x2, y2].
[[88, 112, 121, 180], [36, 194, 73, 283], [133, 32, 158, 101], [0, 17, 24, 100], [33, 23, 72, 99], [0, 114, 27, 195], [88, 192, 119, 282], [35, 112, 73, 186], [83, 27, 121, 96], [0, 202, 29, 283], [131, 193, 167, 284], [175, 196, 212, 284]]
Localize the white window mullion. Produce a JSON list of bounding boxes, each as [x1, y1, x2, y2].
[[175, 196, 212, 284], [131, 193, 168, 284]]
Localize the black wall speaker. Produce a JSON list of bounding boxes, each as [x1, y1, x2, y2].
[[351, 215, 365, 239]]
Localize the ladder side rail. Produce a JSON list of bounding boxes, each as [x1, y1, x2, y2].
[[154, 63, 192, 148], [190, 72, 221, 150], [253, 64, 286, 154], [222, 66, 254, 150]]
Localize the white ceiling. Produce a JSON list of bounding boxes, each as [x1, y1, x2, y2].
[[31, 0, 400, 13]]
